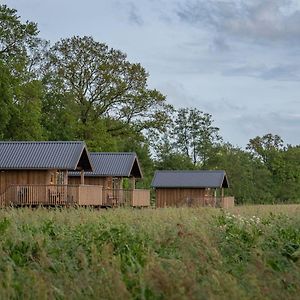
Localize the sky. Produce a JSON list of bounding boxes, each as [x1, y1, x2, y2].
[[3, 0, 300, 147]]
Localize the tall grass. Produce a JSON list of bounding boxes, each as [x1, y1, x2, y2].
[[230, 203, 300, 217], [0, 206, 299, 299]]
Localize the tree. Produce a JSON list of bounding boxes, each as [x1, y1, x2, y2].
[[246, 134, 284, 168], [0, 5, 44, 140], [275, 145, 300, 202], [4, 80, 44, 140], [154, 134, 196, 171], [42, 36, 172, 144], [0, 4, 40, 70], [173, 108, 222, 166], [205, 143, 275, 204], [0, 61, 12, 137], [246, 134, 300, 202]]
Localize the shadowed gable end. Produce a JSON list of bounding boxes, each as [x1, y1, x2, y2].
[[130, 157, 143, 178], [75, 146, 93, 172], [221, 174, 229, 188]]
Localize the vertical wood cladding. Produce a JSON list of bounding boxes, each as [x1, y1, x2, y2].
[[156, 188, 213, 207], [68, 176, 112, 188], [0, 170, 50, 194]]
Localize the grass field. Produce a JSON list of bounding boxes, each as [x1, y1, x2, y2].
[[0, 205, 300, 299]]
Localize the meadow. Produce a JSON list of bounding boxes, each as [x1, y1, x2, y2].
[[0, 205, 300, 299]]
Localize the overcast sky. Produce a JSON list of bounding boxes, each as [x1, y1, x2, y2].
[[4, 0, 300, 147]]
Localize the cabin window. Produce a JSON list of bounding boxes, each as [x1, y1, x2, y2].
[[205, 188, 211, 196], [107, 177, 112, 189], [50, 171, 65, 185], [50, 173, 55, 185], [56, 171, 65, 185], [112, 177, 120, 190]]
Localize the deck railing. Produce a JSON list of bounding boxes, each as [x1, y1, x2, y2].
[[0, 185, 150, 207], [78, 185, 103, 206], [1, 186, 232, 209], [220, 197, 235, 209], [131, 189, 150, 207], [0, 184, 103, 206], [102, 188, 150, 207]]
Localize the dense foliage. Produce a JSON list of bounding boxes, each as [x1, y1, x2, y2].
[[0, 207, 300, 299], [0, 4, 300, 203]]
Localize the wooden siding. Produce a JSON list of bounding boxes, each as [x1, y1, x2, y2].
[[0, 171, 149, 208], [155, 188, 214, 208], [221, 197, 235, 209], [78, 185, 103, 206], [68, 176, 112, 188], [132, 189, 150, 207], [0, 170, 50, 195]]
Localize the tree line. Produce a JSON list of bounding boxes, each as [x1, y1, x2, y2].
[[1, 5, 300, 203]]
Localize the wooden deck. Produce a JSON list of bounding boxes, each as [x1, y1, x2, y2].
[[0, 185, 150, 207]]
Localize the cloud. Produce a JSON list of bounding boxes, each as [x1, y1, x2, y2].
[[261, 64, 300, 81], [5, 0, 300, 147], [231, 110, 300, 146], [210, 36, 230, 52], [177, 0, 300, 45], [223, 63, 300, 81], [128, 3, 144, 25]]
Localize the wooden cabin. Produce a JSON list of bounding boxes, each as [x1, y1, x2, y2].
[[0, 141, 104, 206], [68, 152, 150, 207], [151, 170, 234, 208]]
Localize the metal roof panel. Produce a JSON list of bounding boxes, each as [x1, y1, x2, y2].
[[0, 141, 91, 170], [69, 152, 142, 178], [151, 170, 228, 188]]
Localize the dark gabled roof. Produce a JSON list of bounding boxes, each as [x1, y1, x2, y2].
[[151, 170, 229, 188], [0, 141, 93, 171], [69, 152, 143, 178]]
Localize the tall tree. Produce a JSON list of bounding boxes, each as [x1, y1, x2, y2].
[[0, 4, 44, 140], [246, 134, 284, 169], [0, 62, 12, 137], [246, 134, 300, 202], [173, 108, 222, 165], [0, 4, 39, 70], [4, 80, 44, 140], [206, 143, 275, 204], [42, 36, 172, 144], [277, 145, 300, 201], [154, 134, 196, 171]]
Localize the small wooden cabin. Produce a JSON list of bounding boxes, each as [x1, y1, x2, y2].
[[68, 152, 150, 207], [0, 141, 97, 206], [151, 170, 233, 208]]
